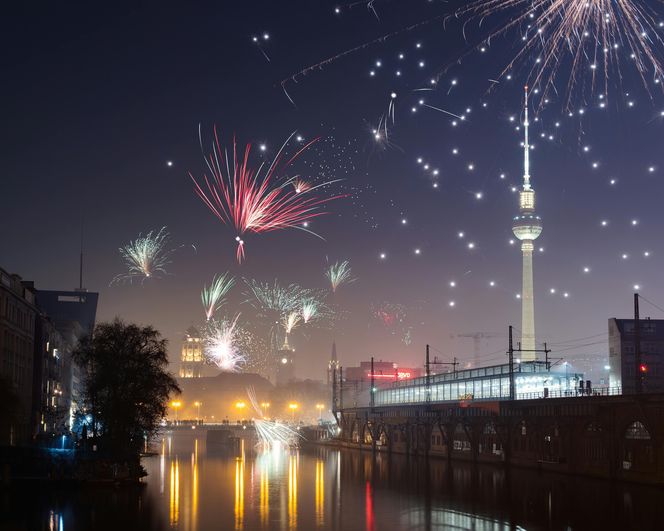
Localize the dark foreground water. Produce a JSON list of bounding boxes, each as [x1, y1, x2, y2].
[[2, 430, 664, 530]]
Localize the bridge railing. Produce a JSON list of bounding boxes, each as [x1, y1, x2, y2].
[[516, 386, 623, 401]]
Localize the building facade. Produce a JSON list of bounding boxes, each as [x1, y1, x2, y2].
[[35, 289, 99, 431], [0, 268, 38, 444], [31, 316, 68, 439], [180, 326, 204, 378], [609, 318, 664, 394]]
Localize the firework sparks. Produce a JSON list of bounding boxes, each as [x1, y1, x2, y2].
[[455, 0, 664, 105], [292, 177, 312, 194], [371, 301, 406, 328], [201, 273, 235, 321], [254, 419, 302, 448], [203, 316, 246, 372], [111, 227, 174, 284], [326, 260, 356, 293], [246, 386, 264, 418], [189, 127, 345, 263], [282, 311, 302, 335], [301, 297, 322, 324], [244, 279, 310, 314], [283, 1, 664, 107]]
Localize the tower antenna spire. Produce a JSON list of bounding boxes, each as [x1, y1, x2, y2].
[[523, 85, 531, 190], [79, 214, 84, 291]]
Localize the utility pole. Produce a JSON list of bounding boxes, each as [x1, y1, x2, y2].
[[331, 366, 337, 416], [425, 344, 431, 403], [339, 366, 343, 411], [544, 342, 551, 370], [634, 293, 643, 394], [430, 355, 458, 376], [370, 357, 375, 408], [508, 326, 515, 400]]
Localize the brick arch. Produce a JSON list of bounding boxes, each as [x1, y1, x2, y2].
[[349, 419, 361, 443]]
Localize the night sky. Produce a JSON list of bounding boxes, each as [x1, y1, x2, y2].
[[3, 0, 664, 382]]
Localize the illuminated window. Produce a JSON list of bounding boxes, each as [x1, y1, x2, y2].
[[519, 190, 535, 210], [625, 421, 650, 440]]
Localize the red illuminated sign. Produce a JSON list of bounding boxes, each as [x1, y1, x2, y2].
[[368, 371, 413, 380]]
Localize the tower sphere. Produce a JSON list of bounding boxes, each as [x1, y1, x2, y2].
[[512, 213, 542, 241]]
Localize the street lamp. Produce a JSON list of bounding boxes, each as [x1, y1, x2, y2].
[[171, 400, 182, 424], [194, 401, 202, 422], [235, 401, 246, 420], [260, 402, 271, 417], [288, 402, 299, 422], [316, 403, 324, 422]]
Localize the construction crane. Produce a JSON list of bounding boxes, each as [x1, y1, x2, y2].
[[450, 332, 503, 367]]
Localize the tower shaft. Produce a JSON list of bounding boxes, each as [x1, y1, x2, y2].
[[520, 241, 536, 358]]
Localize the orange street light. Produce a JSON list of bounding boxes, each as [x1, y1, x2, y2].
[[194, 401, 202, 421], [316, 403, 325, 421], [288, 402, 299, 422], [171, 400, 182, 423]]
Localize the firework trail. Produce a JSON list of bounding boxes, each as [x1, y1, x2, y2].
[[111, 227, 175, 285], [189, 127, 345, 263], [254, 419, 302, 448], [373, 92, 397, 146], [292, 177, 312, 194], [252, 33, 271, 62], [246, 386, 264, 418], [455, 0, 664, 105], [201, 272, 235, 321], [203, 316, 246, 372], [283, 1, 664, 106], [326, 260, 356, 293]]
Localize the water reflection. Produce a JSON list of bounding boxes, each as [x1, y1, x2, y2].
[[4, 429, 664, 530], [315, 459, 324, 526], [235, 456, 244, 529], [169, 459, 179, 526], [288, 453, 298, 529]]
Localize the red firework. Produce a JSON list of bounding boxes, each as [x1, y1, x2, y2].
[[190, 128, 344, 262]]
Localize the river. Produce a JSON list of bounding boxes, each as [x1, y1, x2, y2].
[[2, 429, 664, 530]]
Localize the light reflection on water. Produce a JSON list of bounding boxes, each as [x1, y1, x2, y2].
[[4, 428, 664, 530]]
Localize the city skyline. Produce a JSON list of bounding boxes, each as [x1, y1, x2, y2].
[[2, 1, 664, 382]]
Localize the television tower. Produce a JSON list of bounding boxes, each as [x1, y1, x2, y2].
[[512, 86, 542, 359]]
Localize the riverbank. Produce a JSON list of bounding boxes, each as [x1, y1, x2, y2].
[[0, 445, 146, 485]]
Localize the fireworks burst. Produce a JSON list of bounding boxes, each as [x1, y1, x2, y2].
[[371, 301, 407, 328], [201, 272, 235, 321], [326, 260, 356, 293], [190, 127, 345, 263], [203, 316, 246, 372], [456, 0, 664, 104], [111, 227, 174, 285], [244, 279, 310, 314], [301, 297, 322, 324], [282, 311, 302, 335], [283, 1, 664, 107]]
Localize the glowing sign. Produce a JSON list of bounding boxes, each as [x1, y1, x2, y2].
[[368, 371, 413, 380]]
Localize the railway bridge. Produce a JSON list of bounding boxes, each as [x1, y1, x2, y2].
[[335, 393, 664, 484]]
